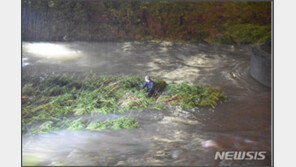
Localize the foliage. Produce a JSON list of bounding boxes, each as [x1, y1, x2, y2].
[[86, 117, 140, 130], [22, 74, 225, 133], [166, 82, 225, 109], [67, 118, 85, 130], [31, 121, 58, 134], [22, 1, 271, 44], [224, 24, 271, 44]]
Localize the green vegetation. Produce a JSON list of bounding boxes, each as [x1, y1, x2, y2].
[[22, 75, 225, 134], [22, 155, 41, 166], [66, 119, 85, 130], [31, 121, 58, 134], [22, 1, 270, 44], [166, 82, 224, 109], [86, 117, 140, 130]]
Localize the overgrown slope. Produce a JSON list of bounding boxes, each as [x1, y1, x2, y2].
[[22, 1, 271, 44]]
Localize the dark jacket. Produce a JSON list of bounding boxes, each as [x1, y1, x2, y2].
[[141, 80, 155, 93]]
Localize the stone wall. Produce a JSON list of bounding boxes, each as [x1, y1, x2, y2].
[[250, 43, 271, 87]]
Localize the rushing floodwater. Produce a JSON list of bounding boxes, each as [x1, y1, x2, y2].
[[22, 41, 271, 166]]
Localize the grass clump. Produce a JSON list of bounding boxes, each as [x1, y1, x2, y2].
[[165, 82, 225, 109], [31, 121, 58, 134], [86, 117, 140, 130], [67, 119, 85, 130]]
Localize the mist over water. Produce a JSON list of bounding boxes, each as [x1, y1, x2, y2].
[[22, 41, 271, 166]]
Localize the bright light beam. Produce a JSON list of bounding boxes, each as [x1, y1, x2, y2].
[[23, 43, 82, 60]]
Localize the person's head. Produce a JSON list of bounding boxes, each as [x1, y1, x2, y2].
[[145, 75, 150, 82]]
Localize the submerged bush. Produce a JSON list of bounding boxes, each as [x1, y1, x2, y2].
[[32, 121, 58, 134], [86, 117, 140, 130], [67, 119, 85, 130], [167, 82, 225, 109], [22, 74, 225, 133]]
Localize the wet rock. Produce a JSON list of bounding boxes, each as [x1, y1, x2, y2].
[[201, 140, 219, 148], [116, 161, 127, 166]]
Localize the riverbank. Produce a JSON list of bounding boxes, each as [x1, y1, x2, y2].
[[22, 1, 271, 44]]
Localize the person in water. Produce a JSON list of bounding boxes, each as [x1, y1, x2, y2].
[[141, 75, 155, 96]]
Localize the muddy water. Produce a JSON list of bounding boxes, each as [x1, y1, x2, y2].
[[22, 41, 271, 166]]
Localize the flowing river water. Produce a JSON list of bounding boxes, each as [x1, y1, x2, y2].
[[22, 41, 271, 166]]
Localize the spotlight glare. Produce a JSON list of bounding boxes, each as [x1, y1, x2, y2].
[[23, 43, 82, 60]]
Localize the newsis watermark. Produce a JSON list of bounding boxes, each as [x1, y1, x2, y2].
[[214, 151, 267, 160]]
